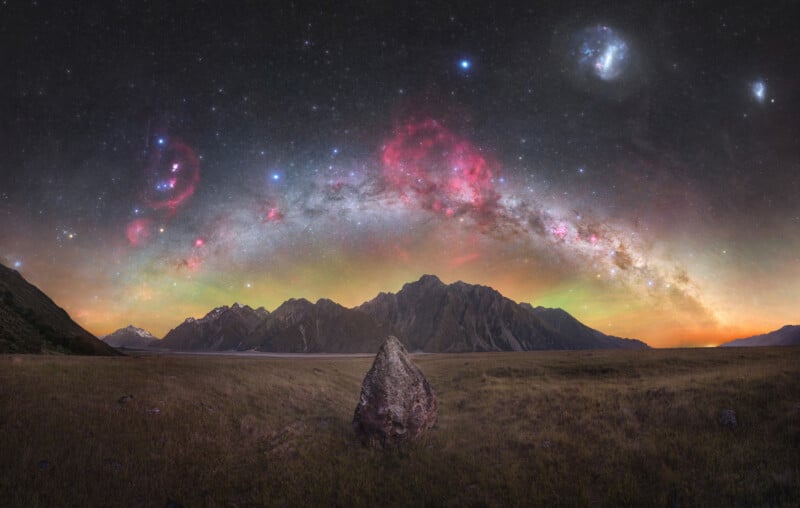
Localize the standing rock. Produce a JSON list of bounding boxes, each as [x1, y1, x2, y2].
[[353, 336, 438, 447]]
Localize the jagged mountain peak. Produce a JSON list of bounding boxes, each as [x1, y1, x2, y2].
[[316, 297, 344, 309], [102, 325, 158, 349], [273, 298, 314, 314], [121, 325, 155, 338], [404, 274, 444, 289], [159, 301, 268, 351]]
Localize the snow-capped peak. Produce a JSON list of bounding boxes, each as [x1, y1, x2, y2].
[[123, 325, 155, 338]]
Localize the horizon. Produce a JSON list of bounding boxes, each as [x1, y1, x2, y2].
[[66, 270, 781, 348], [2, 2, 797, 349]]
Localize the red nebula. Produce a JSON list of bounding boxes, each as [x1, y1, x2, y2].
[[265, 207, 284, 222], [381, 119, 500, 219], [186, 255, 202, 271], [257, 199, 285, 223], [450, 252, 481, 267], [144, 141, 200, 211], [194, 237, 205, 247], [552, 223, 568, 240], [126, 218, 152, 246]]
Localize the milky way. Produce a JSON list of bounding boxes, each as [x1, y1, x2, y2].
[[1, 2, 798, 346]]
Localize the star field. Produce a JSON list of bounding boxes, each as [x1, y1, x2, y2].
[[1, 1, 798, 347]]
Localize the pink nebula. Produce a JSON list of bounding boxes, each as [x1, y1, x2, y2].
[[126, 218, 152, 246], [381, 119, 500, 219], [144, 141, 200, 211]]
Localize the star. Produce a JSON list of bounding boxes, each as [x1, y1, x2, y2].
[[458, 59, 471, 70]]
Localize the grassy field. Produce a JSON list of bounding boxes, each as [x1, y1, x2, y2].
[[1, 348, 799, 507]]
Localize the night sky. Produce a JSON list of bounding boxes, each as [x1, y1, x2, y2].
[[2, 1, 798, 347]]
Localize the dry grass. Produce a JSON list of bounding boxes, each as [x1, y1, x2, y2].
[[1, 348, 799, 507]]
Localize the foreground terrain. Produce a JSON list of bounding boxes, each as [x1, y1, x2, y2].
[[1, 348, 798, 506]]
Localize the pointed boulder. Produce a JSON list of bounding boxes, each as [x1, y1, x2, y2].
[[353, 336, 438, 447]]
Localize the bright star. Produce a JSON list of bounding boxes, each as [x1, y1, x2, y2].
[[157, 137, 166, 146], [13, 260, 22, 269], [459, 59, 471, 70]]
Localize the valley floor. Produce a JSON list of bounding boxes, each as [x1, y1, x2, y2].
[[1, 347, 799, 506]]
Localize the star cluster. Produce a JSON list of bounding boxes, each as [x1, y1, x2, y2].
[[1, 1, 798, 347]]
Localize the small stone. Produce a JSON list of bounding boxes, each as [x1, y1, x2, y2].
[[353, 336, 438, 447], [719, 408, 737, 429], [118, 395, 134, 404], [147, 408, 161, 414]]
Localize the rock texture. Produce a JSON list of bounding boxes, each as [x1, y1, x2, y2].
[[719, 325, 800, 347], [249, 298, 388, 353], [353, 336, 438, 447], [0, 263, 119, 355]]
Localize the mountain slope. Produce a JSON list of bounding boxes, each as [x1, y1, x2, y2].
[[0, 263, 119, 355], [101, 325, 158, 349], [719, 325, 800, 347], [358, 275, 647, 352], [248, 298, 389, 353], [159, 303, 268, 351]]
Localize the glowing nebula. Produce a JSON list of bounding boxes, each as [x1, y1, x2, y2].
[[126, 218, 152, 246], [143, 140, 200, 211], [751, 80, 766, 103], [381, 119, 500, 220]]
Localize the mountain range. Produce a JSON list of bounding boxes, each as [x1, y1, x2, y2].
[[0, 263, 118, 355], [719, 325, 800, 347], [7, 260, 798, 355], [157, 274, 648, 352]]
